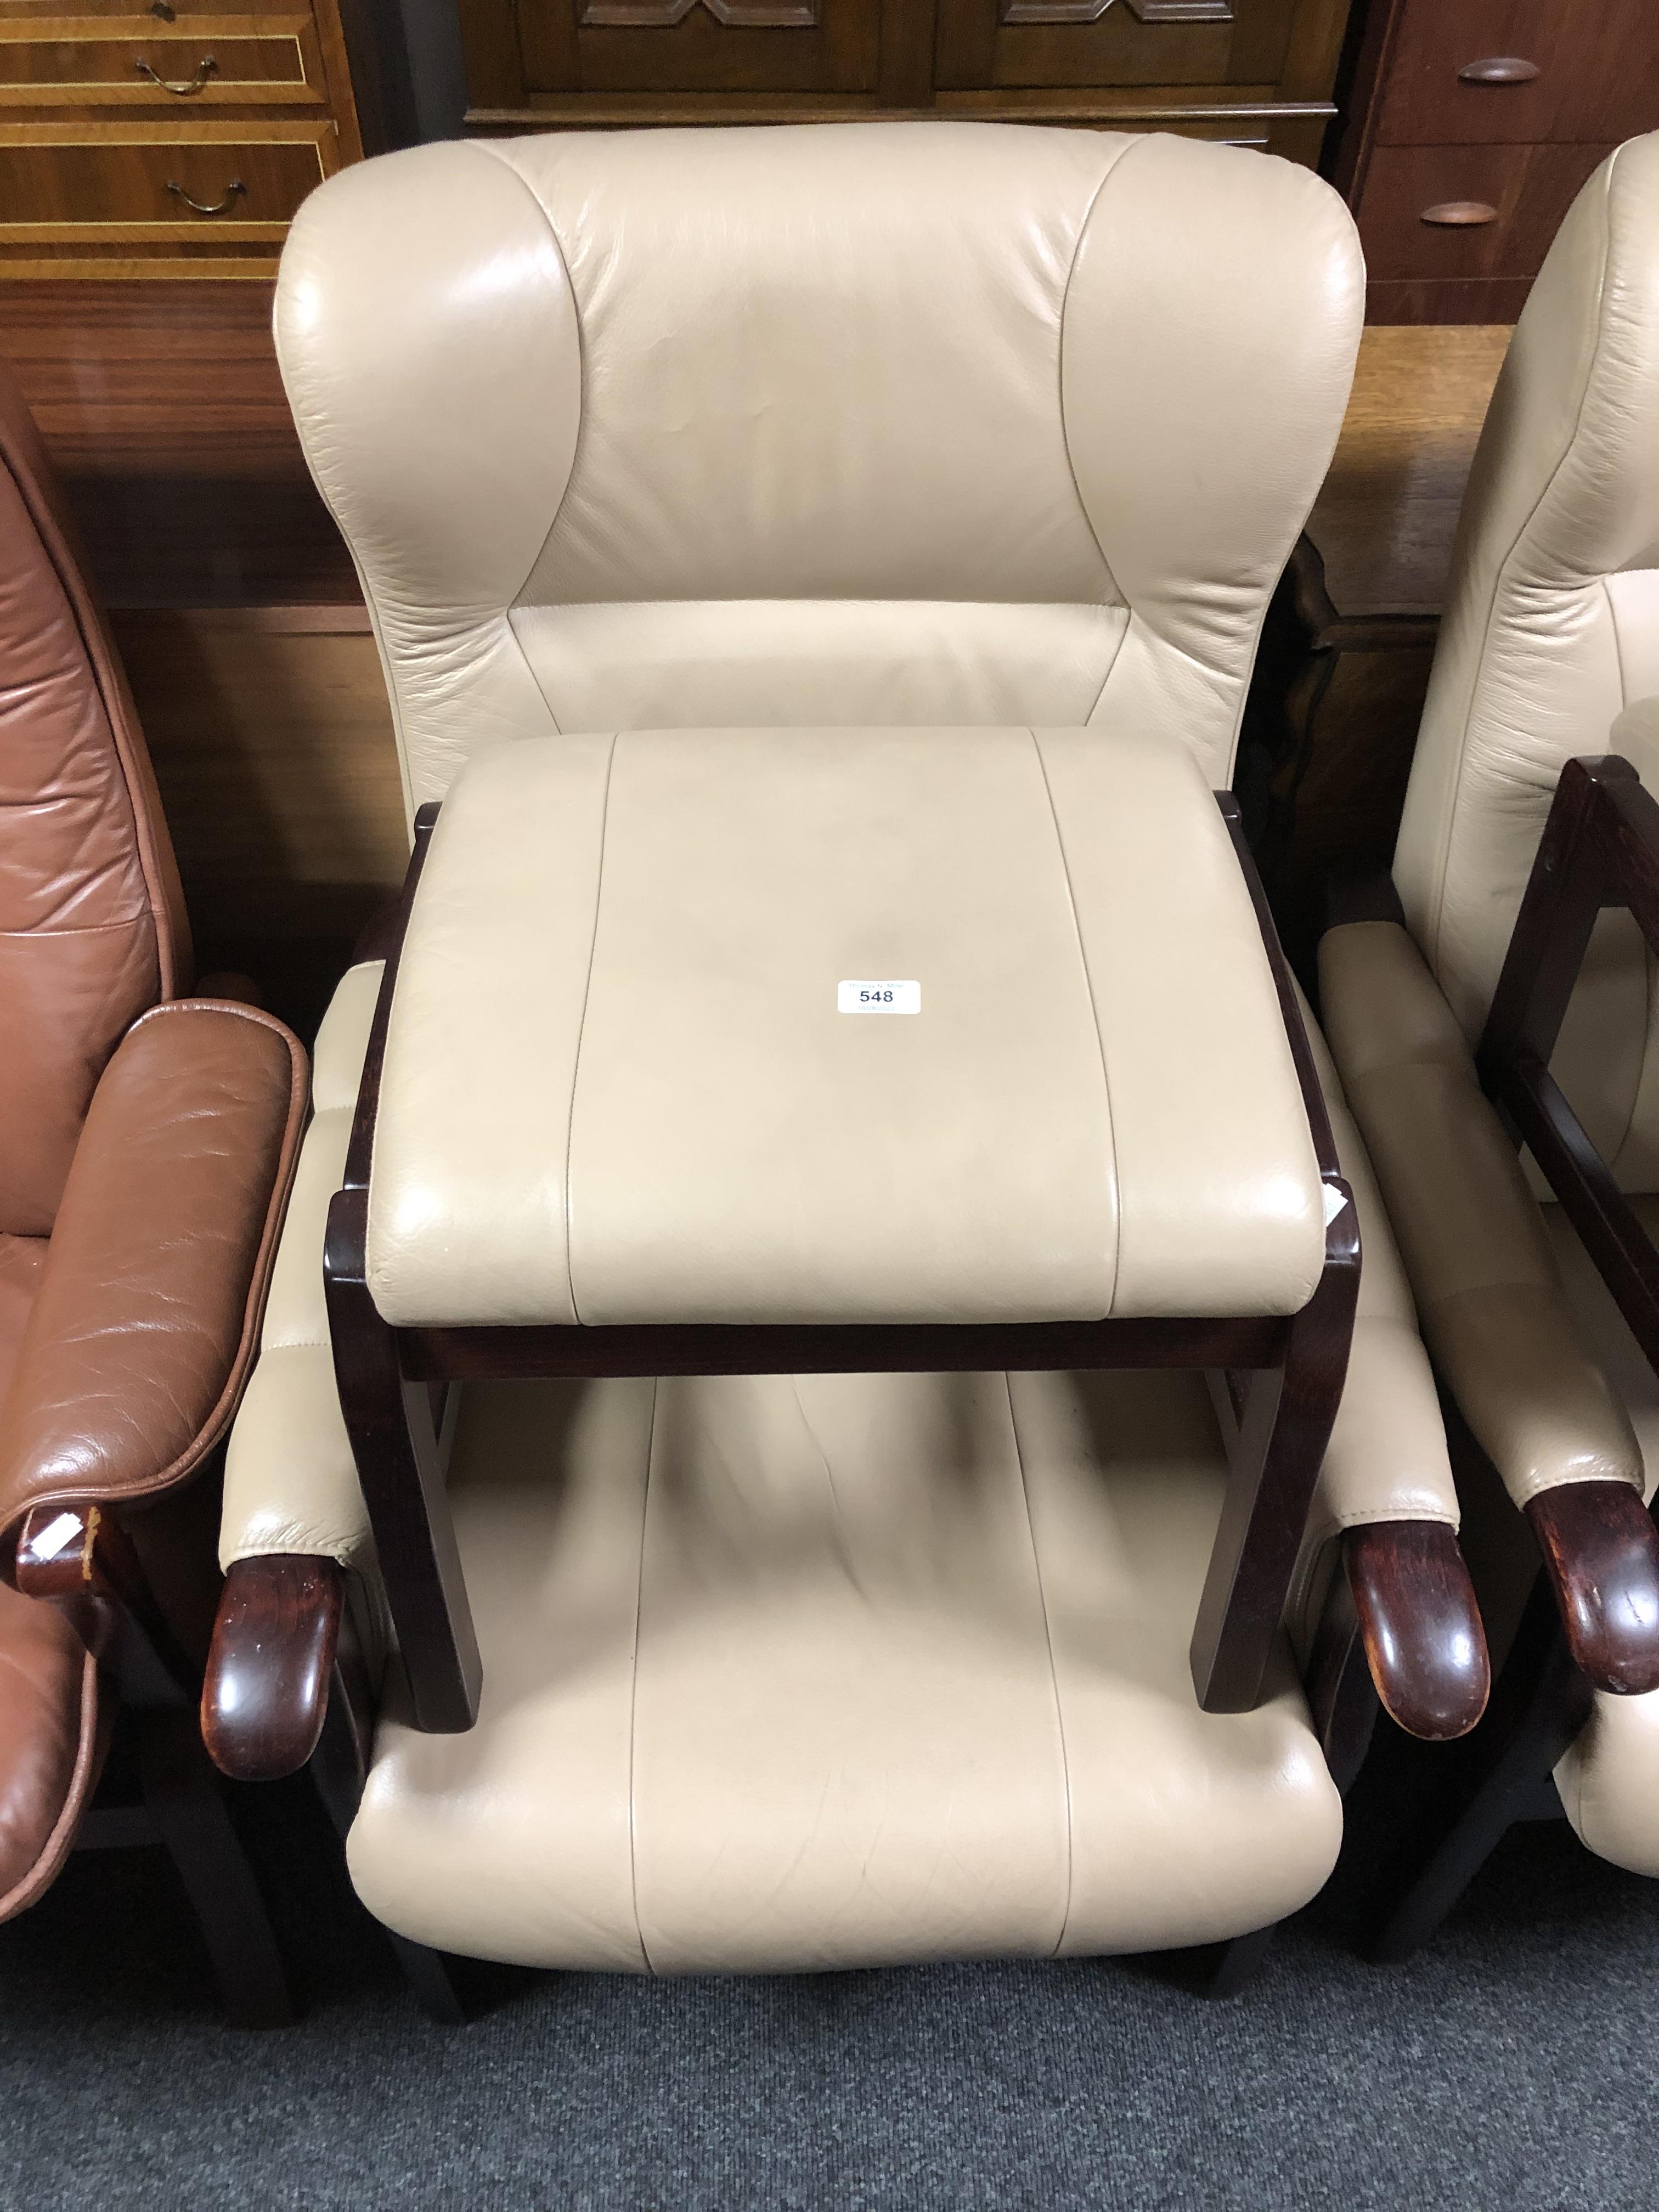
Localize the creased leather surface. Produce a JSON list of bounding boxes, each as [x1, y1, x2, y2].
[[346, 1368, 1341, 1971], [0, 362, 189, 1235], [366, 727, 1323, 1328], [274, 123, 1361, 812], [1320, 919, 1643, 1509], [0, 1576, 98, 1922], [0, 1001, 306, 1528], [1286, 975, 1459, 1653], [223, 962, 381, 1568], [0, 1236, 46, 1409], [1390, 137, 1659, 1183]]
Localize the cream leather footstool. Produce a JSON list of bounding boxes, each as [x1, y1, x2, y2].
[[323, 719, 1358, 1741]]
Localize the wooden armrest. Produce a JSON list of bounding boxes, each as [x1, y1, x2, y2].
[[202, 1556, 343, 1783], [13, 1499, 196, 1702], [1344, 1522, 1490, 1741], [1526, 1482, 1659, 1696]]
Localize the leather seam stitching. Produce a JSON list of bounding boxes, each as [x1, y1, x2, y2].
[[1424, 147, 1623, 986], [1004, 1373, 1074, 1959], [1056, 140, 1136, 611], [627, 1377, 659, 1976], [471, 139, 590, 738], [0, 917, 151, 940], [563, 733, 618, 1327], [1030, 729, 1121, 1312]]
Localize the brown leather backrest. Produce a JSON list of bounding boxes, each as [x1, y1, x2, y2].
[[0, 359, 190, 1236]]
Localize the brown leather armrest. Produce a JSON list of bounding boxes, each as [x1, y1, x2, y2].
[[203, 1555, 341, 1782], [1344, 1522, 1491, 1741], [1526, 1481, 1659, 1696], [0, 1001, 306, 1529]]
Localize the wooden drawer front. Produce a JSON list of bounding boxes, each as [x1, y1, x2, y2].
[[0, 126, 330, 236], [1376, 0, 1659, 148], [1356, 140, 1613, 283], [516, 0, 881, 98], [0, 0, 302, 20], [0, 21, 324, 106], [934, 0, 1298, 95]]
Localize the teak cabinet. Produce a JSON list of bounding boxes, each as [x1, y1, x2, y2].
[[0, 0, 380, 277], [459, 0, 1353, 165], [1335, 0, 1659, 321]]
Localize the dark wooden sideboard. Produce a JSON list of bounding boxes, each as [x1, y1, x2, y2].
[[1333, 0, 1659, 321], [460, 0, 1353, 164]]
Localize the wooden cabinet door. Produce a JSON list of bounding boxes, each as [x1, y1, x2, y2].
[[509, 0, 883, 95], [934, 0, 1300, 94], [1375, 0, 1659, 148]]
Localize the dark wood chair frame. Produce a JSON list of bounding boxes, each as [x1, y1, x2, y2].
[[8, 1497, 294, 2029], [1374, 753, 1659, 1959]]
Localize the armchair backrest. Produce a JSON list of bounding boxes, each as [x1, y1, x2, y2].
[[0, 365, 189, 1238], [273, 122, 1363, 816], [1392, 134, 1659, 1184]]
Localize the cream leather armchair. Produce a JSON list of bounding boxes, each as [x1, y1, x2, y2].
[[203, 122, 1486, 2004], [1317, 134, 1659, 1953]]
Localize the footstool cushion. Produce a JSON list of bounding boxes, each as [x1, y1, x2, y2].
[[367, 725, 1324, 1329]]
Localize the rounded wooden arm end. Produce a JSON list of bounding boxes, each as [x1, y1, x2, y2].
[[204, 1555, 343, 1782], [1345, 1522, 1491, 1741], [1526, 1482, 1659, 1696]]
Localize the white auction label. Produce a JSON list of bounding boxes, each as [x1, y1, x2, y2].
[[838, 980, 921, 1014]]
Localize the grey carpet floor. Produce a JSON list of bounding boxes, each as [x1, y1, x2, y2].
[[0, 1731, 1652, 2212]]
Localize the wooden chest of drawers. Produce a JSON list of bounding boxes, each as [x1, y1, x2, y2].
[[0, 0, 375, 276], [1335, 0, 1659, 320], [459, 0, 1356, 166]]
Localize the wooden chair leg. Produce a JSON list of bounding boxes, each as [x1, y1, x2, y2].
[[1369, 1575, 1590, 1963], [383, 1930, 469, 2025], [1201, 1923, 1277, 1998], [137, 1709, 296, 2030]]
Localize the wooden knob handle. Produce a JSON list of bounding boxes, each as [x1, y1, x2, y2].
[[1459, 54, 1541, 84], [1421, 200, 1499, 227]]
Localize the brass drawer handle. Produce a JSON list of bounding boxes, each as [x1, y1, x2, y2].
[[136, 53, 218, 94], [1459, 55, 1541, 84], [166, 176, 245, 216], [1421, 200, 1498, 227]]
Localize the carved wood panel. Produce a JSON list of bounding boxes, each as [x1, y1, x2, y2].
[[513, 0, 875, 94], [1000, 0, 1231, 24], [938, 0, 1296, 89], [580, 0, 816, 29], [460, 0, 1351, 157]]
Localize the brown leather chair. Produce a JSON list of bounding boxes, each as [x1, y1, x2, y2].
[[0, 360, 307, 2024]]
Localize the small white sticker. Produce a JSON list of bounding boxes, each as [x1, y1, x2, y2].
[[838, 980, 921, 1014], [1322, 1183, 1350, 1227]]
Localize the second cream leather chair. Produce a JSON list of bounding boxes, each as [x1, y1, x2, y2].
[[1319, 133, 1659, 1947], [202, 121, 1483, 1997]]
